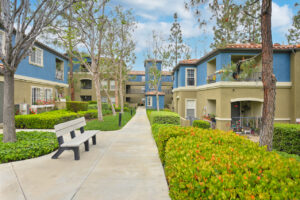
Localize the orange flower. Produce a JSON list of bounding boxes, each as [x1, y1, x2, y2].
[[243, 176, 247, 180], [251, 195, 255, 199], [257, 176, 261, 180]]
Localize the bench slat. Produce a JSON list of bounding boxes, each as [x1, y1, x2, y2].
[[61, 130, 99, 147], [55, 117, 86, 137]]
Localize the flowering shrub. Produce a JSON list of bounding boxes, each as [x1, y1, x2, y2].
[[34, 99, 55, 105], [162, 128, 300, 199]]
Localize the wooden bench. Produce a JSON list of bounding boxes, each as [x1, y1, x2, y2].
[[52, 117, 99, 160]]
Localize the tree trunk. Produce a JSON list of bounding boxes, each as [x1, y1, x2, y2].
[[68, 55, 75, 101], [93, 74, 103, 121], [156, 93, 160, 111], [103, 88, 116, 116], [3, 70, 16, 143], [259, 0, 276, 151], [114, 78, 119, 108]]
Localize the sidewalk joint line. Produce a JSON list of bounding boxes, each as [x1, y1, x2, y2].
[[11, 163, 28, 200]]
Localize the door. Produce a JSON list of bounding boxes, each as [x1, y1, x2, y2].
[[0, 82, 3, 123], [186, 99, 196, 119], [231, 102, 241, 130]]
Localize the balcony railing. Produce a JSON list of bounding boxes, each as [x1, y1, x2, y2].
[[126, 89, 145, 94], [231, 117, 262, 134], [207, 71, 262, 84], [56, 70, 64, 80]]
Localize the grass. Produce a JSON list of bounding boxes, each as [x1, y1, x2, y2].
[[85, 111, 135, 131]]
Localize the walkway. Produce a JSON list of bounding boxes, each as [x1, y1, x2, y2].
[[0, 107, 170, 200]]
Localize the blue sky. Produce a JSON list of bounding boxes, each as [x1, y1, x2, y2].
[[114, 0, 299, 71]]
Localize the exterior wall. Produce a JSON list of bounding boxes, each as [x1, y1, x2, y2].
[[173, 83, 292, 130], [15, 44, 69, 85], [177, 65, 197, 87], [146, 95, 164, 110], [129, 75, 145, 82], [290, 50, 300, 123]]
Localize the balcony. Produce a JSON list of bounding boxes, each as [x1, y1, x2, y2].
[[231, 117, 262, 134], [207, 71, 262, 84], [56, 71, 64, 80], [126, 89, 145, 94]]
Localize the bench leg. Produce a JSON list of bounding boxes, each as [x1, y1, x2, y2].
[[92, 135, 96, 145], [52, 148, 65, 159], [72, 147, 80, 160], [84, 140, 89, 151]]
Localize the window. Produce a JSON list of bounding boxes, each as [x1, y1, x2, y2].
[[56, 59, 64, 80], [101, 80, 107, 90], [101, 97, 108, 103], [81, 79, 92, 89], [147, 96, 152, 107], [110, 97, 116, 104], [80, 96, 92, 101], [110, 81, 115, 91], [186, 68, 196, 86], [0, 30, 5, 54], [29, 46, 43, 67], [45, 88, 53, 102], [186, 99, 196, 118], [32, 87, 42, 105]]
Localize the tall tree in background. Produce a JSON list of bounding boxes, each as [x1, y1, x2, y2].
[[186, 0, 275, 150], [72, 0, 108, 121], [240, 0, 261, 43], [287, 3, 300, 45], [0, 0, 77, 143], [168, 12, 191, 68]]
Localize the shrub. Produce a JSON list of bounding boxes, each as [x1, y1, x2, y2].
[[102, 103, 109, 110], [15, 110, 79, 129], [66, 101, 88, 112], [0, 131, 58, 163], [88, 104, 97, 110], [273, 123, 300, 155], [88, 101, 97, 104], [149, 111, 180, 125], [164, 129, 300, 200], [193, 120, 211, 129]]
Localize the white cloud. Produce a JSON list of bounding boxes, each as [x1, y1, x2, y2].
[[272, 2, 293, 32]]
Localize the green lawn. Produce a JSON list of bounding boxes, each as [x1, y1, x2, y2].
[[85, 111, 135, 131], [275, 150, 300, 162]]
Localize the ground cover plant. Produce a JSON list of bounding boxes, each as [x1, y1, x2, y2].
[[0, 131, 58, 163], [85, 111, 136, 131], [156, 127, 300, 199], [149, 111, 180, 125], [273, 123, 300, 155]]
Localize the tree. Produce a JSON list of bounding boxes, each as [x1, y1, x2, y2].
[[0, 0, 77, 143], [71, 0, 108, 121], [168, 12, 191, 67], [148, 63, 161, 111], [186, 0, 275, 150], [286, 4, 300, 45]]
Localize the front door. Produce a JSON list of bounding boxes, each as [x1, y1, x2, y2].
[[186, 99, 196, 118]]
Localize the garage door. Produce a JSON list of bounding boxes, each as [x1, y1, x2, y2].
[[0, 82, 3, 123]]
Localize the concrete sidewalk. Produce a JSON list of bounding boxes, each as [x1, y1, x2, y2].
[[0, 107, 170, 200]]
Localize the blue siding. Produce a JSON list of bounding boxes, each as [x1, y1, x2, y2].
[[273, 52, 290, 82], [145, 61, 162, 92], [197, 62, 207, 86], [145, 95, 164, 110], [178, 65, 197, 87], [128, 75, 145, 82], [162, 75, 172, 82], [15, 47, 68, 84]]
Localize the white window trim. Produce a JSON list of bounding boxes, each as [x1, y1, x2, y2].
[[0, 30, 5, 55], [29, 46, 44, 67], [110, 81, 115, 91], [185, 98, 197, 119], [101, 80, 108, 90], [147, 96, 153, 107], [56, 58, 64, 80], [185, 68, 197, 87], [44, 88, 53, 102], [31, 86, 54, 105]]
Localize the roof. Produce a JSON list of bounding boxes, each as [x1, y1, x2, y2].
[[173, 43, 300, 72], [127, 71, 172, 76], [145, 91, 165, 96]]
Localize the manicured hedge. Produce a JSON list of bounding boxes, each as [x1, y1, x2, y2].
[[0, 131, 58, 163], [273, 123, 300, 155], [162, 128, 300, 199], [66, 101, 88, 112], [193, 120, 211, 129], [149, 111, 180, 125], [15, 110, 79, 129]]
